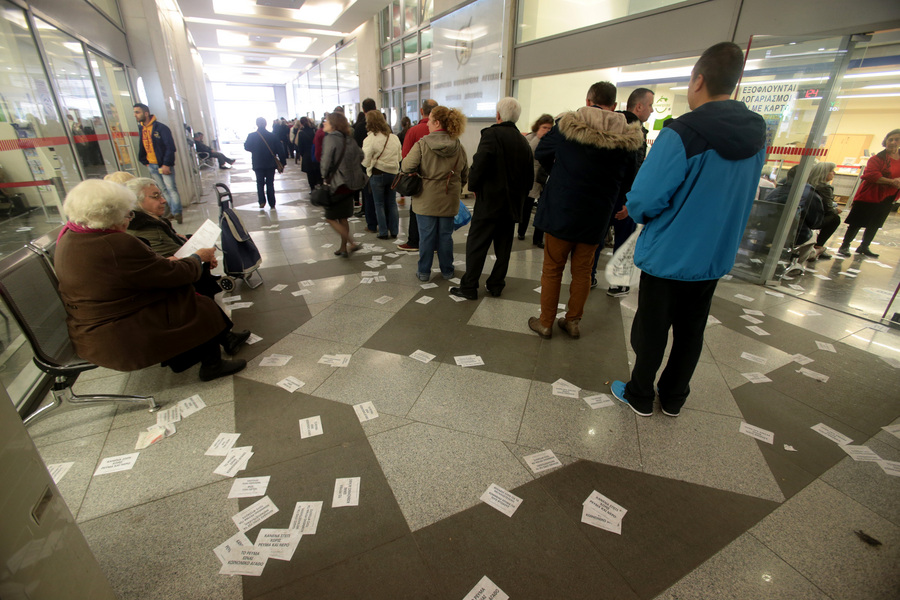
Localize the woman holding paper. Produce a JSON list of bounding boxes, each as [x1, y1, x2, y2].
[[55, 179, 247, 381]]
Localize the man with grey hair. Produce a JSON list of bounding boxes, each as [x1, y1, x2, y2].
[[451, 97, 534, 300]]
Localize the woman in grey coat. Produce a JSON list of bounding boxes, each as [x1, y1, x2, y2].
[[321, 112, 367, 256]]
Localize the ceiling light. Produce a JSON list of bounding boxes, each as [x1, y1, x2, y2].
[[296, 2, 345, 26], [212, 0, 256, 16], [862, 83, 900, 89], [277, 36, 314, 52], [267, 57, 298, 68], [219, 54, 247, 65], [217, 30, 250, 47], [836, 93, 900, 99], [844, 70, 900, 79]]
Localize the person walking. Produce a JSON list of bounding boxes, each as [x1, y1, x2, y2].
[[134, 103, 183, 223], [243, 117, 284, 209]]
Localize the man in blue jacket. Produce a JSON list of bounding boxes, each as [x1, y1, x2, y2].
[[611, 42, 766, 417], [244, 117, 284, 209], [134, 103, 183, 223]]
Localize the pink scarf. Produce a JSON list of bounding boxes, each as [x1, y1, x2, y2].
[[57, 221, 122, 242]]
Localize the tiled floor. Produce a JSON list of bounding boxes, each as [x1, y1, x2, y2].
[[25, 154, 900, 599]]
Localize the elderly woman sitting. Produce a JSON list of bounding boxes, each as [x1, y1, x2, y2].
[[55, 180, 246, 381], [125, 177, 222, 298]]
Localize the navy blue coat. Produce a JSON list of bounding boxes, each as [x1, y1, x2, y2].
[[138, 119, 177, 167], [244, 127, 284, 170]]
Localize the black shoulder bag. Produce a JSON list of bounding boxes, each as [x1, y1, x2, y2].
[[310, 136, 348, 207]]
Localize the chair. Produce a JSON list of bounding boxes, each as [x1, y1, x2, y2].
[[0, 245, 158, 426]]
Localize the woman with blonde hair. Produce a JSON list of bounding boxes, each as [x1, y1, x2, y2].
[[401, 106, 469, 281], [362, 110, 402, 239], [321, 111, 368, 256], [807, 161, 841, 260]]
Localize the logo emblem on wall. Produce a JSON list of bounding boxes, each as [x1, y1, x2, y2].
[[456, 18, 473, 68]]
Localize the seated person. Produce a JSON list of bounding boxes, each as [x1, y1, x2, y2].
[[768, 166, 824, 265], [124, 177, 222, 299], [104, 171, 136, 185], [193, 132, 235, 169], [55, 180, 247, 381]]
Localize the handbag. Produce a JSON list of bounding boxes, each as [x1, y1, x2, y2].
[[310, 136, 348, 207], [257, 132, 284, 174], [454, 201, 472, 230], [391, 171, 423, 196]]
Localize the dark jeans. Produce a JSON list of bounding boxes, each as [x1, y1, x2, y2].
[[254, 168, 276, 207], [815, 212, 841, 247], [362, 175, 377, 231], [369, 172, 399, 236], [518, 195, 536, 237], [306, 165, 322, 190], [625, 272, 718, 414], [459, 216, 516, 294], [210, 151, 232, 167], [407, 205, 420, 246]]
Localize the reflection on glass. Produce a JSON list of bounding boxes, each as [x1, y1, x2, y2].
[[420, 0, 433, 23], [392, 0, 401, 39], [392, 42, 402, 63], [86, 0, 122, 26], [382, 46, 392, 67], [420, 28, 432, 52], [403, 35, 418, 57], [517, 0, 683, 44], [88, 52, 140, 175], [380, 7, 391, 44], [404, 0, 418, 31]]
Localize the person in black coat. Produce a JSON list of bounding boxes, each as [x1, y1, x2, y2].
[[244, 117, 285, 208], [450, 98, 535, 300], [297, 117, 321, 189]]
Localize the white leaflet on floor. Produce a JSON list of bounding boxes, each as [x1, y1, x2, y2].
[[364, 260, 381, 268], [255, 529, 302, 561], [135, 429, 164, 450], [740, 352, 767, 365], [392, 239, 404, 244], [206, 432, 240, 456], [813, 274, 832, 280], [353, 401, 379, 422], [749, 257, 763, 264], [410, 349, 436, 363], [372, 255, 382, 261], [815, 341, 836, 353], [784, 444, 797, 452], [385, 253, 399, 258], [178, 395, 206, 418], [882, 424, 900, 438], [156, 405, 181, 426], [454, 355, 484, 367], [811, 423, 853, 445], [374, 295, 393, 304], [353, 233, 365, 238], [739, 315, 763, 324], [232, 496, 279, 532], [94, 452, 140, 476], [706, 315, 721, 325], [416, 296, 433, 305], [420, 282, 438, 289], [742, 308, 765, 316], [583, 394, 615, 409], [741, 372, 771, 384], [463, 576, 509, 600], [246, 333, 263, 344], [292, 289, 310, 297], [552, 378, 580, 391], [582, 505, 623, 534], [304, 258, 317, 264], [270, 284, 287, 291], [260, 354, 292, 367], [489, 254, 496, 260], [877, 460, 900, 477], [289, 501, 323, 534], [480, 483, 523, 517], [387, 264, 402, 269], [360, 277, 374, 284], [276, 376, 305, 393], [796, 367, 829, 383], [453, 259, 465, 265], [318, 354, 350, 367], [299, 416, 323, 439], [449, 277, 461, 284], [846, 268, 861, 274], [765, 290, 785, 298], [218, 547, 269, 576], [582, 490, 627, 534], [228, 302, 254, 310], [450, 294, 467, 302], [533, 286, 542, 293], [332, 477, 361, 507], [214, 446, 253, 477], [47, 462, 74, 484], [840, 444, 882, 462], [557, 303, 566, 310], [213, 531, 252, 565], [228, 476, 271, 499], [734, 294, 755, 302], [838, 272, 857, 278], [739, 422, 774, 444], [375, 275, 387, 282], [720, 274, 732, 280], [787, 283, 804, 291], [222, 295, 243, 303], [551, 385, 579, 399], [361, 271, 379, 276], [523, 449, 562, 473], [791, 354, 814, 365], [432, 268, 441, 273], [174, 219, 220, 258], [746, 326, 770, 336]]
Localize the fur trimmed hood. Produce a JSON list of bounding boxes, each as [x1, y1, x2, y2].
[[558, 106, 644, 152]]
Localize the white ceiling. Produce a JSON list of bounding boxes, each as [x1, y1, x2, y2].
[[178, 0, 384, 84]]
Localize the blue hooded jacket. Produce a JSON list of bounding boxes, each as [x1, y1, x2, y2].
[[626, 100, 766, 281]]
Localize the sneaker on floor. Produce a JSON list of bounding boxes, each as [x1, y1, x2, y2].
[[416, 272, 430, 282], [610, 380, 652, 417], [660, 405, 681, 417], [527, 317, 552, 339], [607, 286, 630, 297], [398, 243, 419, 252]]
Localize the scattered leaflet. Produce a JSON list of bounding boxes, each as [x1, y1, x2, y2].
[[94, 453, 139, 476], [299, 416, 323, 439], [318, 354, 351, 367], [206, 432, 240, 456], [796, 367, 829, 383], [213, 446, 253, 477], [480, 483, 523, 517], [255, 529, 302, 561], [409, 349, 436, 363], [353, 402, 379, 422], [178, 395, 206, 418], [47, 462, 74, 484], [213, 531, 252, 565], [332, 477, 361, 507], [289, 501, 323, 534], [276, 376, 305, 393], [581, 490, 627, 534], [260, 354, 292, 367], [232, 496, 279, 532], [228, 476, 270, 499], [840, 445, 882, 462], [551, 378, 580, 398], [218, 547, 268, 576], [523, 450, 562, 473], [739, 422, 774, 444], [811, 423, 853, 445], [454, 355, 484, 367], [740, 352, 767, 365], [815, 341, 836, 353], [463, 576, 508, 600], [741, 372, 771, 384], [583, 394, 614, 409]]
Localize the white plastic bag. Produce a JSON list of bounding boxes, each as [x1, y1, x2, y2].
[[604, 224, 643, 287]]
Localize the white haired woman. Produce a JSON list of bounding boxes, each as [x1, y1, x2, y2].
[[807, 162, 841, 261], [55, 180, 246, 381]]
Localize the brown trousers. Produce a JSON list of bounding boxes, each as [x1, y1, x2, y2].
[[539, 234, 599, 328]]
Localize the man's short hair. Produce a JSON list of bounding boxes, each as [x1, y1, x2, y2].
[[496, 97, 521, 123], [133, 103, 150, 113], [421, 99, 438, 116], [256, 117, 267, 128], [626, 88, 654, 111], [361, 98, 376, 112], [693, 42, 744, 96], [586, 82, 616, 107], [193, 132, 203, 139]]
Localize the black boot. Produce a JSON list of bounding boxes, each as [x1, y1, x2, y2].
[[223, 330, 251, 355], [199, 357, 246, 381]]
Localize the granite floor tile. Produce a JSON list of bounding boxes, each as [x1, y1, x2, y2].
[[874, 416, 900, 451], [79, 479, 241, 600], [838, 327, 900, 360], [359, 412, 413, 437], [282, 274, 359, 305], [368, 422, 533, 531], [636, 409, 785, 502], [250, 536, 440, 600], [762, 298, 871, 340], [682, 360, 743, 417], [312, 347, 438, 416], [36, 431, 107, 517], [750, 479, 900, 600], [536, 461, 779, 600], [27, 402, 117, 449], [467, 297, 539, 335], [655, 533, 830, 600], [76, 401, 237, 522], [503, 441, 580, 477], [406, 363, 531, 442], [820, 435, 900, 527], [113, 376, 233, 431], [717, 362, 754, 390], [294, 302, 394, 346], [227, 303, 313, 362], [238, 333, 357, 389], [701, 323, 795, 375], [516, 381, 642, 470], [115, 362, 207, 396], [413, 473, 640, 600], [713, 281, 794, 311], [335, 281, 420, 313]]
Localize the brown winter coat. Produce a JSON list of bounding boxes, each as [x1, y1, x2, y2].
[[55, 231, 227, 371], [401, 132, 469, 217]]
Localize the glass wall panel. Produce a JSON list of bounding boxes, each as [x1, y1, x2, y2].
[[35, 20, 118, 179], [420, 27, 432, 52], [86, 0, 122, 26], [403, 86, 418, 121], [420, 0, 433, 23], [403, 60, 418, 84], [381, 46, 391, 68], [320, 55, 339, 109], [403, 35, 418, 57], [380, 7, 392, 44], [517, 0, 685, 44], [404, 0, 418, 32], [88, 51, 139, 174], [391, 0, 401, 39], [391, 42, 402, 63]]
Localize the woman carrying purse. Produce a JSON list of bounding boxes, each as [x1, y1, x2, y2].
[[321, 112, 368, 257]]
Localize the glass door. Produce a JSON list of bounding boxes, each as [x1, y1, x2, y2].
[[88, 51, 141, 175]]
